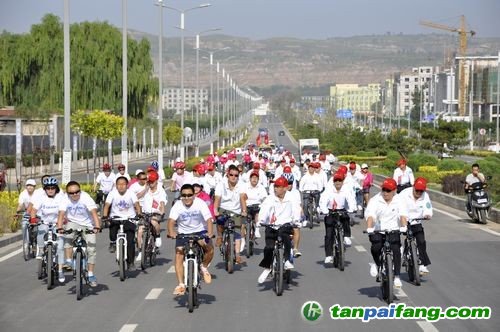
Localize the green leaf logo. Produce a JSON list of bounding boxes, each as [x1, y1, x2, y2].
[[302, 301, 323, 322]]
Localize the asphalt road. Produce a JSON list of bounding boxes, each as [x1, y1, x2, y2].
[[1, 116, 499, 332]]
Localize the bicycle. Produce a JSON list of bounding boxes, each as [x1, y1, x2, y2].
[[169, 233, 211, 313], [22, 214, 38, 261], [218, 212, 236, 274], [328, 209, 347, 271], [364, 229, 400, 304], [63, 228, 95, 301], [96, 190, 109, 228], [37, 223, 59, 290], [402, 218, 426, 286], [138, 213, 160, 270], [244, 204, 259, 258], [263, 223, 294, 296], [303, 190, 320, 229], [108, 216, 138, 281]]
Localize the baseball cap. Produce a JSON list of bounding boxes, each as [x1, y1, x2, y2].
[[135, 169, 143, 176], [397, 159, 407, 166], [414, 177, 427, 191], [290, 159, 295, 163], [147, 171, 159, 182], [253, 162, 260, 169], [333, 172, 345, 181], [338, 165, 348, 174], [361, 163, 369, 169], [283, 166, 292, 173], [207, 164, 215, 171], [349, 162, 356, 170], [26, 179, 36, 186], [381, 178, 397, 191], [250, 172, 259, 178], [274, 177, 289, 187]]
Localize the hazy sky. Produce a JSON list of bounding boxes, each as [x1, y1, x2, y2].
[[1, 0, 499, 39]]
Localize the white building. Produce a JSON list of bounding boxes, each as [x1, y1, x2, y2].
[[397, 66, 434, 116], [163, 88, 208, 114]]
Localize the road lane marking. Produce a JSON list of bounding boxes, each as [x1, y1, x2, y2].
[[354, 245, 366, 252], [395, 288, 407, 298], [0, 248, 22, 263], [433, 207, 461, 219], [467, 224, 500, 237], [119, 324, 138, 332], [166, 266, 175, 273], [145, 288, 163, 300], [416, 320, 439, 332]]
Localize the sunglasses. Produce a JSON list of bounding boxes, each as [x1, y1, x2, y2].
[[415, 190, 424, 193], [228, 173, 239, 177], [68, 190, 81, 196], [45, 186, 57, 190], [382, 188, 393, 193], [138, 177, 147, 181], [180, 193, 194, 198]]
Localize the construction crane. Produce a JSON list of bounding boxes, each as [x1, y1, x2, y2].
[[420, 15, 475, 116]]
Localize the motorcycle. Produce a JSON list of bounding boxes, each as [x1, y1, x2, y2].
[[465, 181, 491, 224]]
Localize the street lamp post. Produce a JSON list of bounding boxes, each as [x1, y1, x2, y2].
[[156, 0, 164, 171], [496, 51, 499, 151], [121, 0, 128, 169], [163, 3, 211, 160], [62, 0, 71, 184]]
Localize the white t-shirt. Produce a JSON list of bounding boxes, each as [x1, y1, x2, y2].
[[258, 191, 301, 226], [95, 172, 116, 194], [365, 193, 407, 231], [169, 197, 212, 234], [129, 182, 147, 208], [393, 167, 415, 186], [18, 189, 35, 210], [105, 189, 138, 219], [116, 172, 131, 181], [399, 187, 433, 224], [143, 187, 168, 214], [215, 178, 242, 214], [171, 171, 193, 191], [33, 192, 65, 225], [59, 191, 97, 228], [242, 182, 268, 206]]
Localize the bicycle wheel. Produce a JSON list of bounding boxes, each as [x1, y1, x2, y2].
[[75, 251, 83, 301], [30, 227, 37, 259], [410, 240, 421, 286], [337, 227, 345, 271], [384, 253, 394, 304], [226, 233, 234, 274], [22, 226, 30, 261], [118, 240, 126, 281], [245, 223, 251, 258], [46, 244, 54, 290], [187, 260, 195, 312], [274, 248, 284, 296], [140, 232, 147, 270]]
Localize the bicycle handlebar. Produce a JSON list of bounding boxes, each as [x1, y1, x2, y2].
[[363, 229, 400, 235]]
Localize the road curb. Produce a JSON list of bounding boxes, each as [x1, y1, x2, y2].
[[0, 232, 22, 249]]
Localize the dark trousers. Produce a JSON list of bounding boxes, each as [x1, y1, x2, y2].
[[302, 192, 320, 221], [109, 221, 136, 264], [259, 226, 293, 269], [409, 224, 431, 266], [324, 214, 351, 257], [369, 232, 402, 276]]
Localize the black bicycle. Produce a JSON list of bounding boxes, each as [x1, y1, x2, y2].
[[303, 190, 320, 229], [63, 228, 95, 301], [365, 229, 400, 304], [37, 223, 59, 290], [402, 218, 426, 286], [139, 213, 160, 270], [107, 216, 138, 281], [244, 204, 259, 258], [328, 209, 347, 271], [170, 233, 210, 313], [264, 223, 293, 296], [96, 190, 109, 228], [22, 215, 38, 261], [219, 212, 236, 274]]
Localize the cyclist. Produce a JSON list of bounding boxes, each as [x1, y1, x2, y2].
[[345, 161, 364, 214], [213, 165, 245, 264], [241, 171, 268, 240], [170, 161, 193, 201], [149, 160, 166, 188], [136, 171, 166, 262], [128, 169, 143, 188], [103, 176, 142, 270], [400, 177, 433, 275], [205, 163, 223, 199], [31, 177, 66, 283], [464, 163, 486, 214], [129, 171, 148, 209], [192, 180, 215, 219], [245, 162, 268, 190], [365, 178, 408, 289], [360, 163, 374, 215], [393, 159, 414, 193], [57, 181, 101, 287], [257, 177, 301, 284], [93, 163, 116, 207], [116, 163, 130, 181], [167, 184, 214, 296], [282, 172, 303, 257], [299, 162, 323, 225], [16, 179, 37, 239], [319, 172, 356, 263], [289, 159, 301, 189]]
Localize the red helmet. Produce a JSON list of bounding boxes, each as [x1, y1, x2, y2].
[[274, 177, 289, 187], [253, 162, 260, 169], [338, 165, 348, 174], [333, 172, 345, 181], [283, 166, 292, 173], [117, 163, 125, 170], [102, 163, 111, 171], [175, 161, 185, 169], [397, 159, 407, 167], [349, 162, 357, 170], [147, 170, 159, 182]]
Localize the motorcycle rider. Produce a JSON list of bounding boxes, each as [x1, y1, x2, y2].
[[464, 163, 486, 214]]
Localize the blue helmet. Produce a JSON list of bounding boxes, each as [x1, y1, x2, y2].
[[42, 177, 58, 187], [151, 160, 159, 171], [282, 172, 294, 184]]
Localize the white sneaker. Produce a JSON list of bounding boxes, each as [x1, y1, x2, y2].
[[239, 238, 246, 253], [254, 227, 261, 239], [36, 247, 43, 260], [135, 252, 142, 262], [155, 237, 162, 248], [302, 220, 309, 227], [324, 256, 333, 264], [419, 265, 429, 275], [344, 236, 352, 246], [258, 268, 271, 284], [284, 260, 294, 270], [357, 204, 363, 211], [394, 276, 402, 288], [369, 263, 378, 277]]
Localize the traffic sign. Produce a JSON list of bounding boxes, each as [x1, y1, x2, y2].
[[479, 128, 486, 136], [183, 127, 192, 138]]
